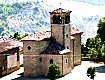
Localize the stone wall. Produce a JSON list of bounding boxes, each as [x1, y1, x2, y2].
[[24, 54, 63, 77], [19, 54, 23, 66], [62, 53, 72, 75], [51, 24, 64, 46], [7, 55, 17, 68], [0, 53, 3, 77], [70, 40, 74, 68], [0, 47, 20, 76], [23, 41, 73, 77], [36, 54, 72, 76], [23, 40, 49, 77], [73, 34, 81, 66], [23, 34, 82, 77], [64, 24, 71, 49], [39, 54, 63, 76]]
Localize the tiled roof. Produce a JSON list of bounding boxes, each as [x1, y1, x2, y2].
[[41, 38, 71, 54], [49, 8, 72, 14], [23, 31, 51, 41], [71, 27, 83, 35], [23, 26, 82, 41], [0, 38, 21, 53], [71, 36, 75, 40], [41, 38, 65, 54]]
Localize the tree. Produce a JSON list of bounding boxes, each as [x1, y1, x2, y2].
[[10, 32, 29, 40], [85, 36, 102, 60], [13, 32, 19, 39], [97, 17, 105, 42], [97, 17, 105, 62], [87, 67, 96, 80], [47, 63, 61, 80], [81, 43, 89, 57]]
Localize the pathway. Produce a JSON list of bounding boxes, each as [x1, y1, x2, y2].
[[0, 61, 105, 80]]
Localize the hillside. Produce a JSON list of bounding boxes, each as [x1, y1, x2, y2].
[[0, 0, 105, 43]]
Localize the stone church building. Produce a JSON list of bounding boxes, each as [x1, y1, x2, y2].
[[23, 8, 83, 77]]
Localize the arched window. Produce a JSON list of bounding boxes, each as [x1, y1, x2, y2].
[[66, 59, 68, 63], [53, 15, 62, 24], [65, 15, 70, 24], [50, 59, 53, 64]]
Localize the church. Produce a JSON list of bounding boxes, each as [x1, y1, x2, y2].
[[23, 8, 83, 77]]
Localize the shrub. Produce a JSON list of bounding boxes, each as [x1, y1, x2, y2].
[[102, 53, 105, 64], [47, 63, 61, 80], [87, 67, 96, 80]]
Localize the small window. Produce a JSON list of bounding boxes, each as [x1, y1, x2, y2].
[[67, 46, 69, 49], [66, 59, 68, 63], [3, 54, 7, 61], [17, 53, 19, 61], [53, 15, 62, 24], [39, 58, 42, 62], [65, 15, 70, 24], [27, 46, 31, 50], [50, 59, 53, 64], [62, 26, 64, 27], [66, 34, 68, 38]]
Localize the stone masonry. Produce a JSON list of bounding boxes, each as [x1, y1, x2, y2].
[[23, 8, 83, 77]]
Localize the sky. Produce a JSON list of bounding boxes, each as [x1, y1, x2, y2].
[[48, 0, 105, 16]]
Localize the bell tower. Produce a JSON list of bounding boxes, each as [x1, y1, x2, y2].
[[49, 8, 72, 49]]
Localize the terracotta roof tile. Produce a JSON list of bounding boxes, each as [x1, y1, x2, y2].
[[41, 38, 65, 54], [50, 8, 72, 14], [0, 38, 21, 53], [71, 26, 83, 35], [23, 31, 51, 41], [23, 26, 82, 41], [41, 38, 71, 54]]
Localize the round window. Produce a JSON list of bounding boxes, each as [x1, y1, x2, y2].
[[27, 46, 31, 50]]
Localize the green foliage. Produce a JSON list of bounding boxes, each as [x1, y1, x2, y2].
[[0, 2, 25, 36], [0, 21, 7, 35], [0, 2, 48, 36], [102, 53, 105, 63], [13, 32, 19, 39], [85, 35, 102, 60], [97, 17, 105, 42], [101, 44, 105, 53], [10, 32, 29, 40], [81, 43, 89, 57], [82, 16, 105, 62], [23, 33, 29, 37], [86, 36, 101, 51], [47, 63, 61, 80], [87, 67, 96, 80], [97, 17, 105, 62]]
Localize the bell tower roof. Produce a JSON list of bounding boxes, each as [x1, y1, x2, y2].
[[49, 8, 72, 14]]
